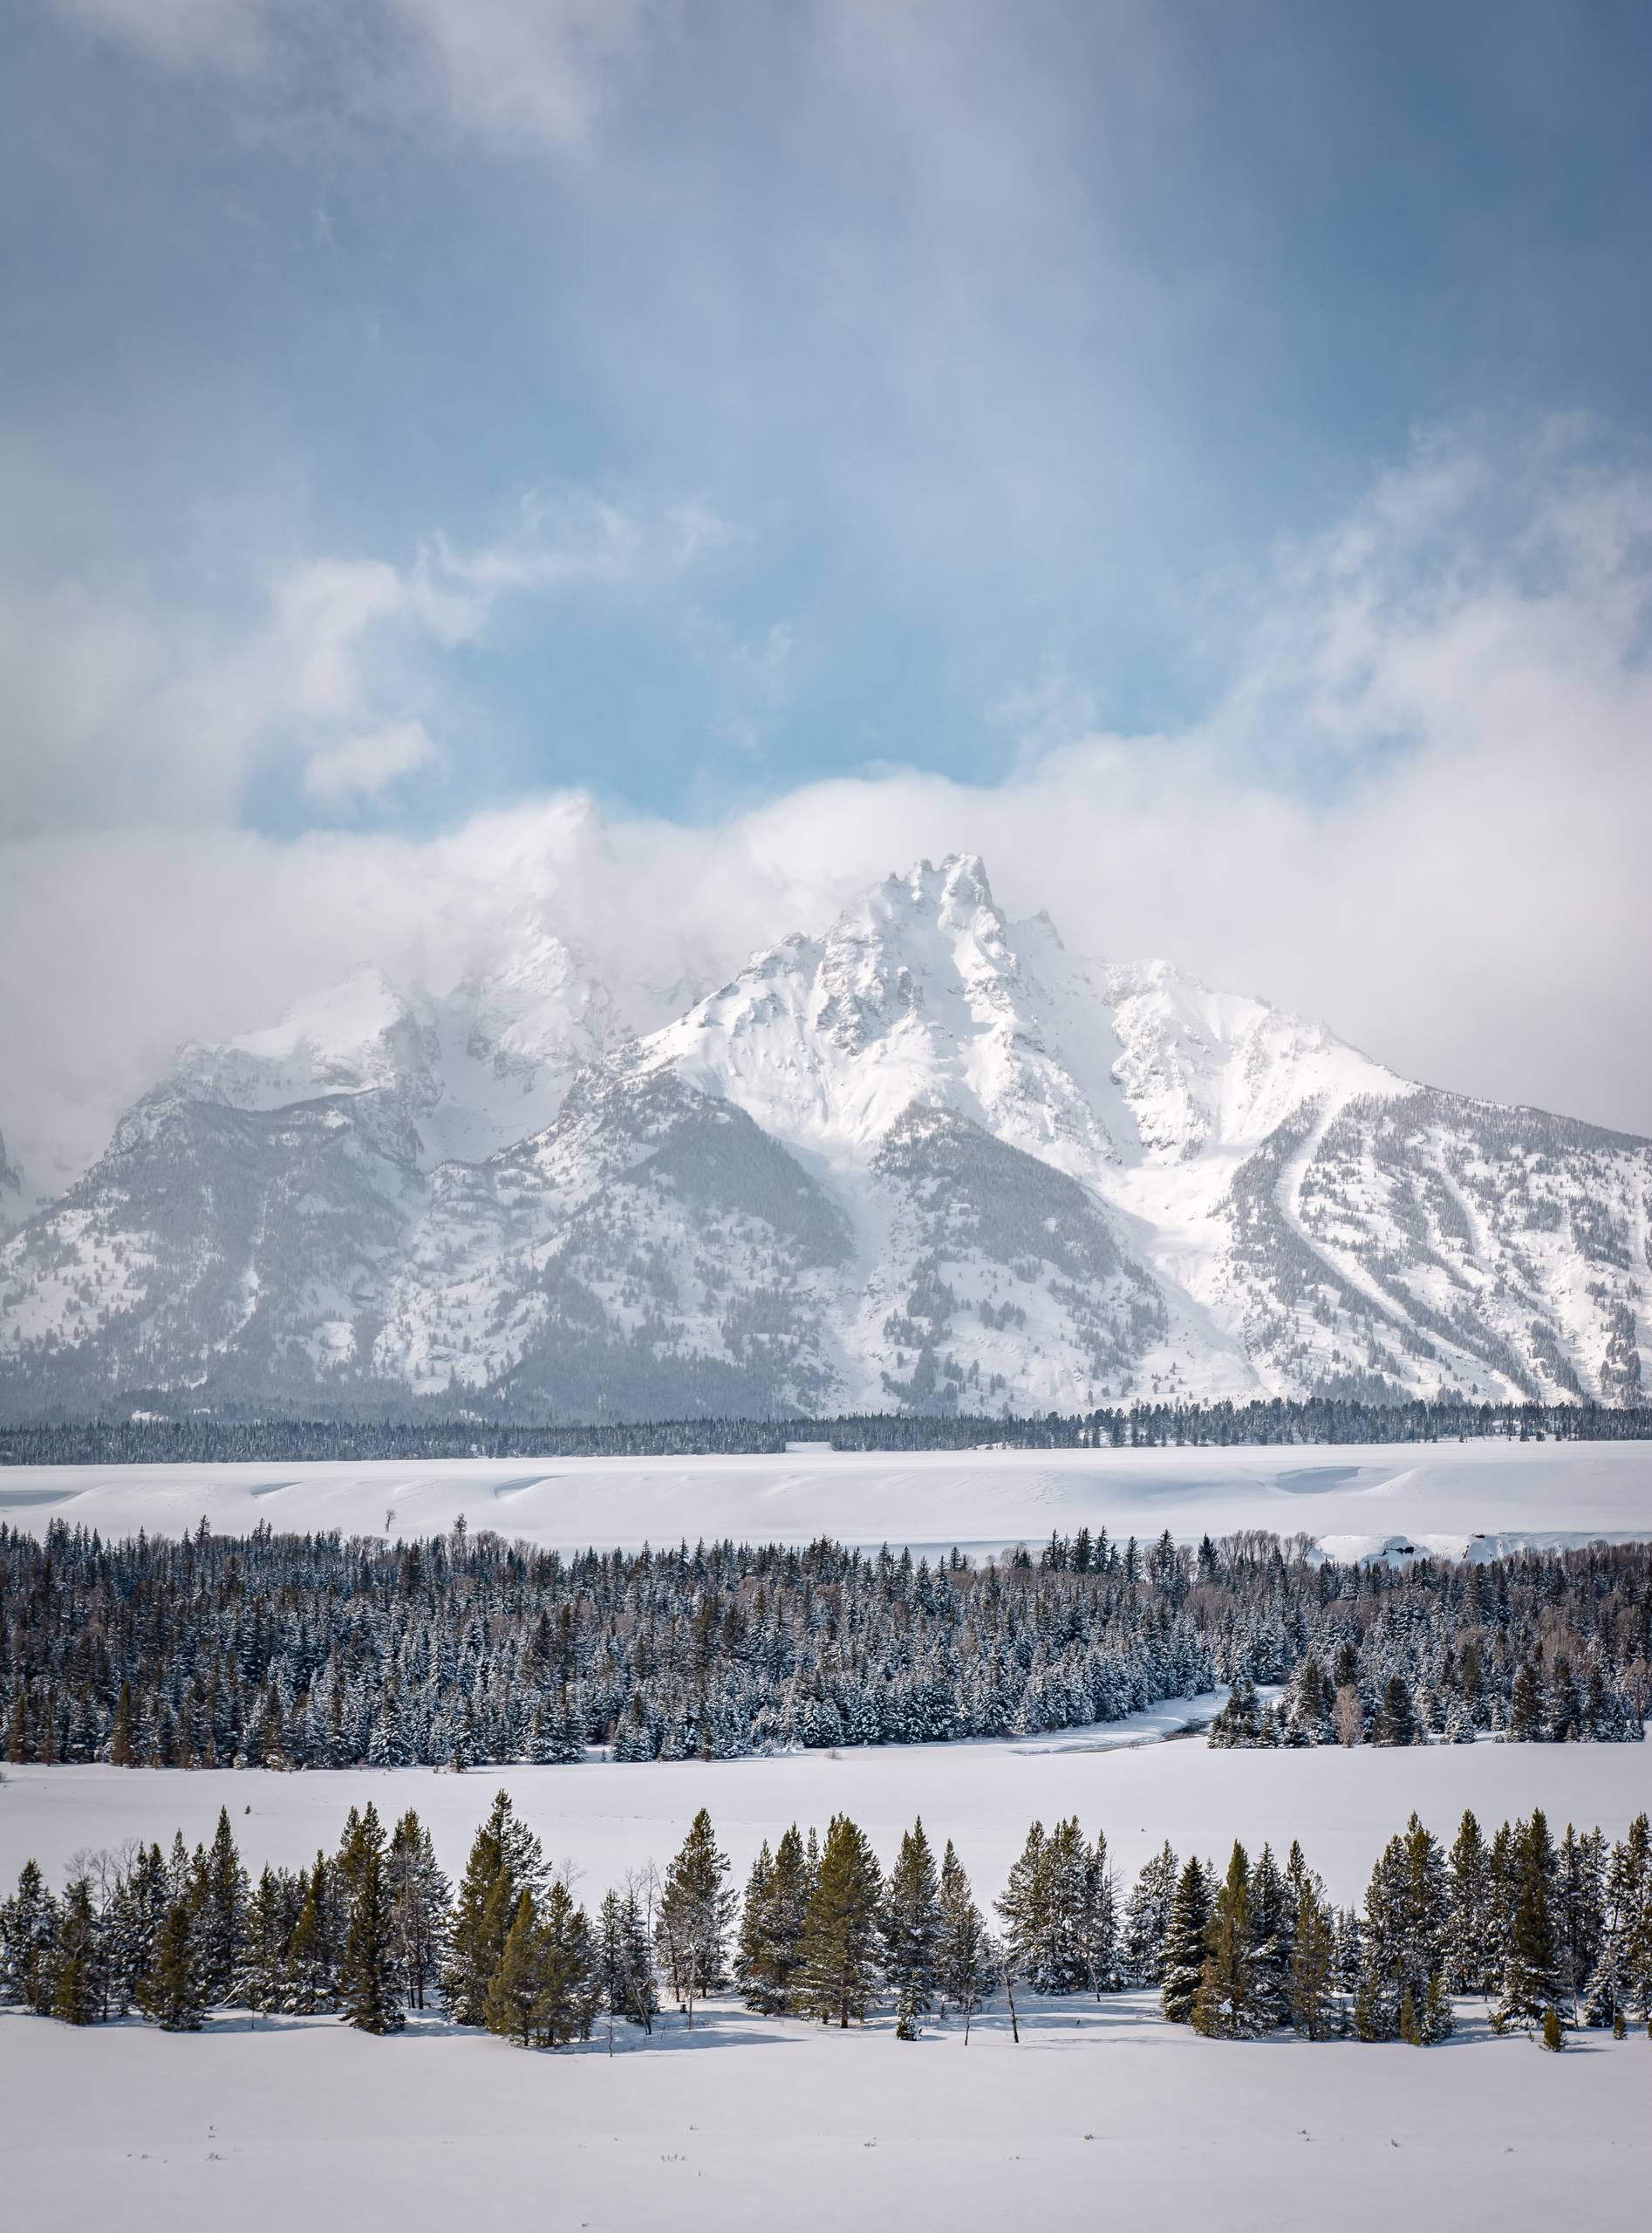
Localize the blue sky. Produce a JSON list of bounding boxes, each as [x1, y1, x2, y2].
[[4, 1, 1652, 1168]]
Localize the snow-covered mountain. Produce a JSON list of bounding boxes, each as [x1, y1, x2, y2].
[[2, 857, 1647, 1418]]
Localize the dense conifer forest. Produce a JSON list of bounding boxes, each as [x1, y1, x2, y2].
[[3, 1791, 1649, 2052], [3, 1524, 1647, 1769], [4, 1396, 1650, 1469]]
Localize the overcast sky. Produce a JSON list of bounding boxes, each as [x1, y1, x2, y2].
[[4, 1, 1652, 1192]]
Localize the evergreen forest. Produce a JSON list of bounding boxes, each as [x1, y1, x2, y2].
[[4, 1524, 1648, 1770], [3, 1792, 1649, 2055]]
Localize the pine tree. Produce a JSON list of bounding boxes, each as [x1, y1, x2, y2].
[[597, 1883, 658, 2036], [111, 1843, 167, 2012], [0, 1860, 58, 2014], [50, 1876, 103, 2025], [386, 1809, 450, 2011], [1192, 1841, 1259, 2038], [535, 1878, 600, 2047], [1123, 1842, 1178, 1986], [338, 1803, 404, 2034], [734, 1825, 813, 2014], [656, 1809, 734, 2025], [1494, 1810, 1565, 2033], [1446, 1809, 1491, 1992], [283, 1858, 338, 2014], [1586, 1815, 1648, 2029], [1247, 1843, 1291, 2030], [197, 1806, 248, 2005], [881, 1817, 941, 2023], [241, 1867, 294, 2013], [934, 1840, 992, 2039], [1160, 1857, 1209, 2024], [442, 1790, 543, 2025], [1290, 1875, 1338, 2039], [484, 1890, 544, 2047], [1508, 1656, 1546, 1741], [1370, 1674, 1417, 1747], [140, 1897, 207, 2032], [798, 1814, 884, 2028]]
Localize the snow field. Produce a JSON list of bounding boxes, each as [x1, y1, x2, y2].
[[3, 1433, 1650, 1560], [3, 1993, 1649, 2233], [5, 1733, 1649, 1912]]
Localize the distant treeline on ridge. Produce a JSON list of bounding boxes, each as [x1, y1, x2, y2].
[[3, 1395, 1650, 1469]]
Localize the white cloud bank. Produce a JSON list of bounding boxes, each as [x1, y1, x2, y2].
[[3, 424, 1651, 1200]]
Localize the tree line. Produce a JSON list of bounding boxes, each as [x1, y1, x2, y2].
[[3, 1793, 1649, 2055], [3, 1523, 1646, 1770], [4, 1395, 1649, 1469]]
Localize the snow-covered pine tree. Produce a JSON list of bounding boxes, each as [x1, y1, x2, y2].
[[881, 1817, 941, 2026], [1123, 1841, 1178, 1986], [49, 1876, 103, 2025], [386, 1808, 450, 2011], [597, 1881, 658, 2037], [935, 1840, 993, 2039], [0, 1860, 58, 2013], [655, 1808, 734, 2025], [1445, 1810, 1490, 1992], [1160, 1857, 1209, 2025], [139, 1895, 207, 2032], [1493, 1810, 1566, 2033]]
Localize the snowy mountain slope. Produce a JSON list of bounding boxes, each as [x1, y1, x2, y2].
[[1, 855, 1647, 1417], [168, 925, 629, 1170]]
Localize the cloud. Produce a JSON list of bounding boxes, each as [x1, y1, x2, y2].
[[0, 491, 726, 838], [53, 0, 664, 155], [3, 422, 1651, 1203], [301, 718, 441, 802]]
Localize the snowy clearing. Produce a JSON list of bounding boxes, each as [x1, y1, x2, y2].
[[3, 1992, 1648, 2233], [3, 1434, 1650, 1560], [4, 1735, 1649, 1911]]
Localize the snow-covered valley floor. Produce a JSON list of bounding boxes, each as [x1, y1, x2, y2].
[[4, 1988, 1649, 2233], [6, 1437, 1650, 2230], [3, 1433, 1650, 1561], [4, 1736, 1649, 1910]]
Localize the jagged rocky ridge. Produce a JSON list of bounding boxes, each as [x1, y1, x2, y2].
[[2, 856, 1648, 1417]]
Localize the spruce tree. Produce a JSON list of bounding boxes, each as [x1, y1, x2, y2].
[[1192, 1841, 1259, 2038], [1446, 1809, 1490, 1993], [197, 1806, 248, 2005], [737, 1837, 805, 2016], [108, 1842, 169, 2013], [934, 1840, 992, 2039], [1160, 1857, 1209, 2025], [1495, 1810, 1565, 2032], [1123, 1842, 1178, 1987], [655, 1809, 734, 2025], [339, 1803, 404, 2034], [283, 1858, 338, 2014], [1290, 1878, 1338, 2039], [0, 1860, 58, 2014], [442, 1790, 543, 2025], [597, 1883, 658, 2036], [386, 1809, 450, 2011], [50, 1877, 102, 2025], [1247, 1844, 1290, 2030], [140, 1897, 206, 2032], [535, 1878, 600, 2046], [484, 1890, 544, 2047], [798, 1814, 884, 2028], [881, 1818, 941, 2022]]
